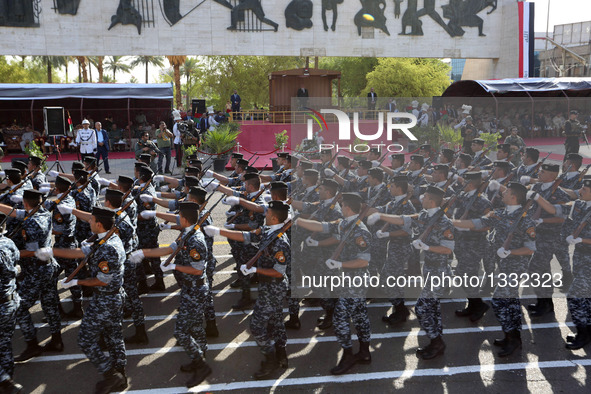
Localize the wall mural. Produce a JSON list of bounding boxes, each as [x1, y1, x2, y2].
[[0, 0, 498, 39]]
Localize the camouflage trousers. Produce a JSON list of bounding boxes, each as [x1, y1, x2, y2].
[[567, 250, 591, 327], [204, 256, 217, 322], [250, 280, 287, 354], [415, 262, 451, 339], [491, 255, 530, 332], [175, 285, 208, 360], [383, 241, 412, 307], [528, 231, 559, 298], [137, 231, 162, 281], [334, 297, 371, 349], [122, 261, 145, 327], [17, 262, 61, 342], [554, 229, 572, 274], [0, 297, 19, 382], [78, 293, 126, 373], [455, 235, 487, 298]]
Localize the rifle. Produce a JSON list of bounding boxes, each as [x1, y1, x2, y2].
[[571, 207, 591, 238], [75, 167, 102, 195], [245, 220, 293, 269], [132, 175, 153, 198], [137, 140, 162, 155], [411, 157, 433, 186], [330, 205, 372, 261], [46, 174, 87, 212], [490, 172, 515, 205], [306, 191, 342, 221], [501, 194, 539, 250], [532, 164, 572, 220], [379, 195, 411, 232], [471, 144, 496, 168], [577, 163, 591, 183], [459, 170, 495, 220], [162, 194, 226, 267], [323, 151, 339, 172], [0, 165, 44, 201], [530, 151, 553, 177], [226, 183, 271, 224], [417, 183, 467, 242], [7, 189, 54, 239], [84, 193, 139, 243], [249, 156, 260, 169]]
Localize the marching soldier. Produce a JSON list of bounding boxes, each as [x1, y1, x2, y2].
[[260, 154, 294, 183], [27, 156, 46, 190], [82, 156, 101, 195], [380, 153, 406, 181], [469, 138, 492, 169], [71, 169, 96, 244], [329, 159, 371, 192], [516, 148, 541, 183], [130, 201, 212, 388]]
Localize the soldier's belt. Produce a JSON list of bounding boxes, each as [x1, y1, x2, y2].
[[93, 288, 121, 296], [182, 277, 205, 287], [258, 275, 284, 283], [0, 292, 15, 304]]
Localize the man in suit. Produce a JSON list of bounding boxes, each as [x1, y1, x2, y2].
[[199, 113, 209, 135], [367, 87, 377, 119], [297, 84, 309, 109], [231, 90, 242, 120], [95, 121, 111, 174]]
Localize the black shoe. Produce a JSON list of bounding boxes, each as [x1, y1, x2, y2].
[[455, 300, 475, 317], [493, 331, 508, 347], [14, 340, 43, 362], [498, 330, 521, 357], [124, 324, 149, 345], [0, 378, 23, 393], [354, 341, 371, 364], [317, 311, 333, 330], [383, 303, 410, 325], [94, 368, 127, 394], [254, 352, 279, 380], [303, 298, 320, 306], [229, 278, 242, 288], [417, 336, 446, 360], [469, 299, 490, 322], [180, 358, 203, 373], [275, 344, 288, 368], [232, 291, 254, 310], [105, 171, 112, 174], [330, 348, 357, 375], [149, 278, 165, 292], [205, 319, 219, 338], [82, 287, 94, 298], [284, 314, 301, 330], [65, 301, 84, 320], [123, 308, 132, 319], [42, 333, 64, 353], [137, 281, 149, 295], [528, 298, 554, 317], [566, 326, 591, 350]]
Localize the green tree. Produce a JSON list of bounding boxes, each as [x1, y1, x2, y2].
[[0, 56, 61, 83], [364, 58, 451, 98], [131, 56, 165, 83], [181, 57, 202, 109], [104, 56, 131, 81], [319, 57, 378, 96], [88, 56, 105, 82]]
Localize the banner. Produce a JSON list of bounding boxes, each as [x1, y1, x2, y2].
[[518, 1, 535, 78]]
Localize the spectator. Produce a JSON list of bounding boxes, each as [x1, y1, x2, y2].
[[156, 121, 173, 174], [231, 90, 241, 119], [135, 111, 147, 127], [215, 111, 227, 124], [75, 119, 98, 161], [109, 123, 123, 149], [172, 110, 183, 168], [225, 100, 232, 114], [20, 125, 37, 152], [207, 110, 219, 131], [95, 121, 111, 174]]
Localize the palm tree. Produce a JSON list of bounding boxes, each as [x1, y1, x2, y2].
[[88, 56, 105, 82], [167, 56, 186, 108], [76, 56, 88, 83], [104, 56, 131, 81], [181, 57, 201, 109], [36, 56, 66, 83], [131, 56, 165, 83]]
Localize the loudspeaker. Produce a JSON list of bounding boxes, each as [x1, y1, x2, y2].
[[191, 99, 206, 116], [43, 107, 66, 136]]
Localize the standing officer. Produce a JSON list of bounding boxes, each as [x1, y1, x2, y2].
[[75, 119, 98, 161], [37, 207, 128, 393], [231, 89, 241, 119], [563, 110, 584, 155], [95, 121, 111, 174]]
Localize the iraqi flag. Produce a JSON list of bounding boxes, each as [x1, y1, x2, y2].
[[518, 1, 535, 78], [67, 111, 73, 134]]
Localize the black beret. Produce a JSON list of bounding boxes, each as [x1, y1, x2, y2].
[[268, 200, 290, 212], [392, 175, 409, 183], [410, 155, 424, 165], [28, 156, 42, 166], [71, 161, 85, 171], [320, 149, 332, 155], [139, 166, 154, 178], [369, 147, 380, 154], [433, 164, 449, 172], [186, 154, 198, 161], [231, 153, 244, 159], [4, 169, 20, 178], [73, 169, 89, 180], [420, 144, 431, 151], [441, 148, 455, 156], [391, 154, 405, 162], [472, 138, 485, 145], [185, 166, 201, 174], [303, 169, 319, 177], [277, 152, 290, 159], [55, 175, 72, 189], [236, 158, 249, 166], [459, 153, 472, 163], [497, 143, 511, 152], [542, 164, 560, 172], [178, 201, 201, 217], [188, 159, 202, 167], [341, 192, 363, 205], [358, 160, 372, 169], [12, 160, 27, 173], [566, 153, 583, 163], [270, 181, 288, 191], [368, 168, 383, 178], [23, 189, 43, 201], [83, 156, 97, 164], [118, 175, 134, 186], [244, 166, 258, 174], [184, 175, 200, 187], [494, 161, 511, 170], [321, 178, 339, 191], [464, 171, 482, 181], [507, 182, 527, 194], [135, 162, 148, 169], [92, 206, 116, 220], [105, 189, 124, 199], [299, 160, 314, 170], [425, 185, 445, 197], [337, 156, 350, 167], [243, 173, 259, 181], [188, 186, 207, 198]]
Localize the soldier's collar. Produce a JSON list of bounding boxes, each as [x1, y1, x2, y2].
[[435, 180, 447, 188], [567, 171, 579, 178], [586, 200, 591, 208], [393, 165, 404, 172], [425, 207, 439, 217], [526, 163, 537, 170], [305, 185, 316, 192], [321, 197, 334, 206], [266, 223, 284, 232], [96, 231, 108, 240], [411, 169, 422, 176], [506, 205, 521, 214], [394, 194, 406, 203], [465, 189, 477, 197], [457, 168, 468, 175], [541, 181, 553, 190], [343, 214, 358, 223]]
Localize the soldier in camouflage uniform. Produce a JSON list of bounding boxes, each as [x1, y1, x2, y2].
[[290, 168, 319, 202], [0, 213, 23, 393], [40, 206, 128, 393], [208, 200, 291, 378], [369, 175, 416, 326], [470, 138, 492, 168], [11, 160, 33, 191], [563, 110, 584, 155], [117, 175, 138, 229], [364, 167, 392, 277], [331, 159, 371, 192], [314, 149, 337, 178], [261, 153, 294, 183], [297, 193, 372, 375], [131, 201, 213, 388], [0, 169, 27, 241], [71, 169, 97, 244], [453, 182, 536, 357], [376, 186, 455, 360], [451, 172, 492, 321], [527, 164, 570, 317], [83, 156, 101, 196], [515, 148, 541, 183], [0, 190, 63, 362], [27, 156, 46, 190], [381, 154, 406, 182]]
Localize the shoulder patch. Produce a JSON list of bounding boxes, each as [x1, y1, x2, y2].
[[526, 227, 536, 239], [143, 202, 151, 209], [98, 261, 110, 274], [21, 229, 27, 241], [190, 249, 201, 260], [55, 212, 63, 223], [76, 201, 80, 209], [355, 236, 368, 248], [444, 229, 454, 240], [275, 251, 286, 263]]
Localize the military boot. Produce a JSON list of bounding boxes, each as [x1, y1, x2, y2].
[[124, 324, 149, 345], [65, 301, 84, 320], [14, 339, 43, 362], [455, 298, 478, 317], [232, 289, 254, 310], [383, 303, 410, 325], [186, 358, 212, 388], [493, 331, 509, 347], [468, 298, 490, 322], [205, 319, 219, 337], [0, 378, 23, 394], [137, 280, 149, 295], [275, 344, 288, 368], [284, 313, 301, 329], [149, 278, 165, 292], [527, 298, 554, 317], [566, 326, 591, 350], [416, 335, 446, 360], [498, 330, 521, 357], [317, 309, 333, 330], [254, 352, 279, 380], [94, 368, 127, 394], [354, 340, 371, 364], [42, 332, 64, 352], [330, 347, 357, 375]]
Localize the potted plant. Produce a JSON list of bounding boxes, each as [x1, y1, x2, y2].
[[272, 130, 289, 171], [202, 123, 241, 172]]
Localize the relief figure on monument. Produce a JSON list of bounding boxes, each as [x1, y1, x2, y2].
[[354, 0, 390, 36], [0, 0, 40, 27], [442, 0, 497, 37], [400, 0, 423, 35], [285, 0, 313, 31], [160, 0, 206, 26], [109, 0, 143, 34], [52, 0, 80, 15], [222, 0, 279, 32], [321, 0, 343, 32]]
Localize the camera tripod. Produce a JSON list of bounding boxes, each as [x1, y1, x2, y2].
[[45, 136, 66, 174]]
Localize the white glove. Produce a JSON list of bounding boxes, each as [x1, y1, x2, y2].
[[160, 185, 169, 192], [35, 247, 53, 261], [100, 188, 107, 195], [154, 175, 165, 183], [240, 264, 257, 276], [129, 250, 145, 264], [57, 204, 73, 215], [206, 181, 219, 193], [376, 230, 390, 239], [205, 170, 214, 178], [534, 218, 544, 226], [224, 223, 235, 229], [488, 180, 501, 193], [263, 194, 272, 203], [305, 236, 319, 247], [40, 182, 51, 188], [10, 195, 22, 204], [39, 187, 51, 194], [48, 170, 59, 178], [156, 192, 162, 198], [203, 226, 220, 237], [419, 194, 425, 203], [412, 239, 430, 251], [168, 241, 178, 251], [223, 196, 240, 206], [566, 235, 583, 245], [526, 191, 540, 201], [159, 223, 171, 230], [366, 212, 381, 226], [325, 259, 343, 269], [60, 278, 78, 289], [140, 210, 156, 219], [98, 177, 112, 187], [371, 160, 380, 167], [324, 169, 335, 177], [140, 194, 153, 203], [225, 211, 234, 217], [0, 171, 4, 177], [497, 247, 511, 259], [520, 176, 531, 185], [160, 262, 176, 272]]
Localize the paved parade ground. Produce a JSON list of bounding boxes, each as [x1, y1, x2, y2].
[[9, 138, 591, 394]]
